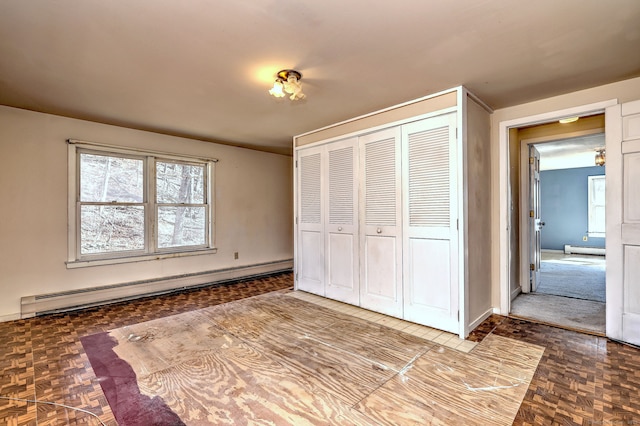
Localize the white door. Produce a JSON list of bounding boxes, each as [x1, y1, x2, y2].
[[607, 99, 640, 346], [325, 138, 360, 305], [529, 145, 543, 292], [402, 113, 459, 333], [296, 146, 325, 295], [359, 127, 403, 317]]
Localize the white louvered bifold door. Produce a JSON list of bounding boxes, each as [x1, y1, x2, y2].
[[402, 113, 459, 333], [359, 127, 403, 317], [296, 146, 325, 295], [325, 138, 360, 305]]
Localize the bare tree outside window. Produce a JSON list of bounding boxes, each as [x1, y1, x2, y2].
[[76, 150, 211, 259], [79, 153, 144, 254], [156, 161, 206, 248]]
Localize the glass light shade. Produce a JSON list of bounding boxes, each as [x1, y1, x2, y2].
[[284, 76, 305, 100], [269, 80, 285, 98], [269, 70, 305, 100]]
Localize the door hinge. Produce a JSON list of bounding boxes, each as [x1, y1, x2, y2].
[[456, 219, 459, 230], [529, 156, 534, 164], [295, 216, 298, 225], [529, 210, 534, 218], [530, 263, 535, 271], [295, 160, 298, 168], [457, 311, 459, 321]]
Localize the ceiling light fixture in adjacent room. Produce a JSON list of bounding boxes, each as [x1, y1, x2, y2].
[[269, 69, 305, 100], [595, 149, 606, 166], [559, 116, 580, 124]]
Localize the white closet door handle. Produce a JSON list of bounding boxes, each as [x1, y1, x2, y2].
[[338, 227, 343, 231], [376, 228, 382, 234]]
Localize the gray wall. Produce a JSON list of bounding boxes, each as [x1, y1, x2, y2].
[[540, 166, 605, 250]]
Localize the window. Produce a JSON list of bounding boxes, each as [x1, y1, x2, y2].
[[68, 141, 216, 265], [588, 175, 605, 238]]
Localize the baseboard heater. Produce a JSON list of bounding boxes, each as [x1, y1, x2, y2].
[[20, 259, 293, 318], [563, 244, 605, 256]]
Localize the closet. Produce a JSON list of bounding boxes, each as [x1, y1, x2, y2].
[[294, 87, 491, 338]]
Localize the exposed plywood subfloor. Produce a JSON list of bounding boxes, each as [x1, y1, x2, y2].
[[93, 290, 544, 425]]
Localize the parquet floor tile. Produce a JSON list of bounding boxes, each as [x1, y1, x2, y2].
[[1, 272, 639, 425]]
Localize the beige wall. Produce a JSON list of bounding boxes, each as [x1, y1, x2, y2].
[[490, 76, 640, 309], [465, 96, 493, 326], [0, 106, 293, 320]]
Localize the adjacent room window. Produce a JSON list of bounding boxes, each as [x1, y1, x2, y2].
[[69, 142, 216, 264], [588, 175, 605, 238]]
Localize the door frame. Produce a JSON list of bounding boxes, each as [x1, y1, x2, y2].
[[499, 99, 617, 316], [518, 130, 605, 294]]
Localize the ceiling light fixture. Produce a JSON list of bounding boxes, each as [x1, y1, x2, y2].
[[269, 69, 305, 100], [559, 116, 579, 124], [595, 149, 606, 167]]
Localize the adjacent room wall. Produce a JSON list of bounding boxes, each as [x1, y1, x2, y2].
[[0, 106, 293, 320], [540, 166, 605, 250]]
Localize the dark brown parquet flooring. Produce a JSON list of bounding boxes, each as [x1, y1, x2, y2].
[[1, 271, 639, 425]]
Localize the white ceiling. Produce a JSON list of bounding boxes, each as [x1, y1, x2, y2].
[[1, 1, 639, 155], [536, 133, 605, 171]]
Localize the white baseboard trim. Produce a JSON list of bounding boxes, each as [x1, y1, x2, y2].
[[0, 312, 22, 323], [468, 308, 494, 332], [511, 285, 522, 302], [20, 259, 293, 319]]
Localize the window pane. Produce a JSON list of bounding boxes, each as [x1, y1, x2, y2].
[[81, 205, 145, 254], [80, 153, 143, 202], [157, 206, 206, 248], [156, 161, 205, 204], [588, 176, 606, 235]]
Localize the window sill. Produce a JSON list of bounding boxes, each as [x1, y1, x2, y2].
[[66, 248, 218, 269], [587, 232, 606, 238]]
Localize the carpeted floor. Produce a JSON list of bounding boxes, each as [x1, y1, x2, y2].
[[511, 253, 606, 334], [510, 293, 606, 334], [536, 258, 605, 302]]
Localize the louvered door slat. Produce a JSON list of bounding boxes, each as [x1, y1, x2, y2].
[[329, 147, 354, 225], [408, 126, 450, 227], [365, 137, 397, 226], [300, 153, 321, 224]]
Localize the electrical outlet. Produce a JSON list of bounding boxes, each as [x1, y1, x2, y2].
[[234, 252, 239, 260], [583, 236, 588, 241]]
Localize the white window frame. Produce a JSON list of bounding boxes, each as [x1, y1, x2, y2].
[[588, 174, 606, 238], [67, 140, 217, 268]]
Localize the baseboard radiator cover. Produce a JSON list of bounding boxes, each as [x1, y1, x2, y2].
[[21, 259, 293, 318], [563, 245, 606, 256]]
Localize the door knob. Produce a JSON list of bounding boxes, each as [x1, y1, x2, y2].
[[338, 227, 342, 231], [377, 228, 382, 234]]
